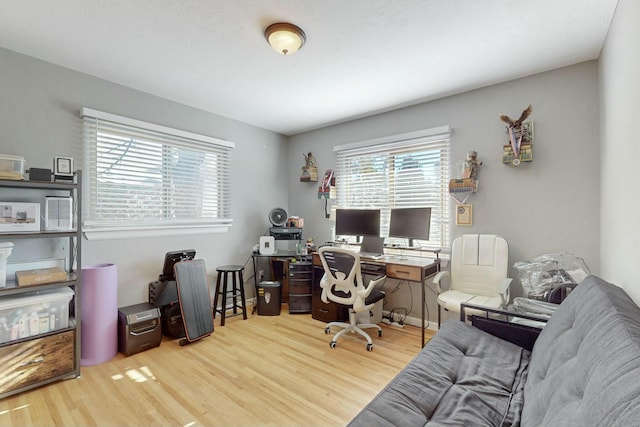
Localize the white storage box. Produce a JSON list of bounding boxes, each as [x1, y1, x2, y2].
[[0, 202, 40, 232], [0, 155, 26, 180], [0, 286, 73, 344]]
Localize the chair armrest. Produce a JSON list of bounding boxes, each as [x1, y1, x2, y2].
[[433, 271, 450, 294], [358, 275, 386, 299], [498, 277, 513, 307]]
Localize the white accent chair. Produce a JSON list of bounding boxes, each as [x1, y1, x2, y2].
[[318, 247, 386, 351], [434, 234, 512, 326]]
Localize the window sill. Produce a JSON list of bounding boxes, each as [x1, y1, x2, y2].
[[83, 223, 231, 240]]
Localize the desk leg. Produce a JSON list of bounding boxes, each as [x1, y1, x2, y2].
[[422, 279, 426, 347], [252, 256, 258, 315]]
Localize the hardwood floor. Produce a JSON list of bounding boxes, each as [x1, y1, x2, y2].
[[0, 307, 433, 426]]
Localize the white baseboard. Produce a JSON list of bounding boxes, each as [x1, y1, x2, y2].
[[382, 309, 439, 331]]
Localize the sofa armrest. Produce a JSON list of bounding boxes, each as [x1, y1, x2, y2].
[[460, 302, 549, 351]]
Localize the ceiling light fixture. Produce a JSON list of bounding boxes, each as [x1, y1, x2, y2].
[[265, 22, 306, 55]]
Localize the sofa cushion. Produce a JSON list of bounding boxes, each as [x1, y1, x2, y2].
[[349, 320, 530, 426], [522, 275, 640, 426]]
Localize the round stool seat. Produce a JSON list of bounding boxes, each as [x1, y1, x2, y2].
[[216, 265, 244, 272]]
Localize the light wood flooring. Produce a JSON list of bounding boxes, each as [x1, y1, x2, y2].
[[0, 306, 433, 426]]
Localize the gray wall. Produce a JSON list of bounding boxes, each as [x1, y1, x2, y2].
[[600, 0, 640, 303], [289, 62, 601, 324], [2, 34, 618, 323], [0, 47, 288, 306]]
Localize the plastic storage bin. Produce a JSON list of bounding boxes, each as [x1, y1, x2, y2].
[[0, 242, 13, 288], [0, 155, 26, 180], [0, 286, 73, 344]]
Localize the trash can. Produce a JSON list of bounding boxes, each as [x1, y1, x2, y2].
[[257, 281, 281, 316], [81, 263, 118, 366]]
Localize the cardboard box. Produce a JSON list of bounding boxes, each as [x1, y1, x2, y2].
[[16, 267, 68, 286], [0, 202, 40, 232]]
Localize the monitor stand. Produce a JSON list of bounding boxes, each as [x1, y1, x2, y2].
[[396, 238, 413, 260]]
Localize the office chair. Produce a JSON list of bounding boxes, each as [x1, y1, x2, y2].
[[434, 234, 512, 326], [318, 247, 386, 351]]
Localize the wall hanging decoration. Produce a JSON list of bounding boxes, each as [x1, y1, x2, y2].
[[318, 169, 335, 218], [450, 150, 481, 226], [456, 205, 473, 226], [498, 104, 534, 166], [300, 151, 318, 182]]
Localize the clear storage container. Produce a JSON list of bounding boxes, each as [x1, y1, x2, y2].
[[0, 242, 13, 288], [0, 286, 74, 343], [0, 155, 26, 180]]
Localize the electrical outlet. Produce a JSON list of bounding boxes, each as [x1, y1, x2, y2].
[[258, 269, 265, 281]]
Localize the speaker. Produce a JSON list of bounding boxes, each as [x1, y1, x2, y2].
[[45, 197, 73, 230]]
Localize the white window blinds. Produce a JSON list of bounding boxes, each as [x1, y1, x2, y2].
[[81, 108, 234, 238], [334, 127, 451, 251]]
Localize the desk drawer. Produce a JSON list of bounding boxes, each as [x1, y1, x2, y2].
[[290, 282, 311, 295], [387, 264, 423, 282], [0, 330, 75, 394], [289, 295, 312, 313]]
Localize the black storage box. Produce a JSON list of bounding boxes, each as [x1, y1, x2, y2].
[[257, 281, 281, 316], [118, 303, 162, 356], [160, 302, 186, 338]]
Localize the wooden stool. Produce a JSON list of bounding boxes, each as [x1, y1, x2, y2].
[[213, 265, 247, 326]]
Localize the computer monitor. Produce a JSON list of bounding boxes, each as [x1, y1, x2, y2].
[[389, 207, 431, 247], [335, 209, 381, 240]]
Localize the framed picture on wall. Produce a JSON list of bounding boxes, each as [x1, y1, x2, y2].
[[456, 204, 472, 226]]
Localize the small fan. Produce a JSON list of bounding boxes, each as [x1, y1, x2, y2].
[[269, 208, 288, 227]]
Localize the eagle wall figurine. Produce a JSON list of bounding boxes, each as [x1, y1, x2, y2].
[[499, 104, 533, 166]]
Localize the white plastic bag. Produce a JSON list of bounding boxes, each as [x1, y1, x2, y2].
[[513, 253, 590, 300]]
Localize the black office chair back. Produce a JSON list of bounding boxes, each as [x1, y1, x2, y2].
[[322, 249, 356, 280], [319, 248, 363, 302]]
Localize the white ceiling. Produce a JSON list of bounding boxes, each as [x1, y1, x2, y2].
[[0, 0, 618, 136]]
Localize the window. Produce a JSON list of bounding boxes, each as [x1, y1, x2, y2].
[[334, 126, 450, 251], [81, 108, 234, 239]]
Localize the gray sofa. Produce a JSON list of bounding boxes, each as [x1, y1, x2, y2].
[[349, 275, 640, 426]]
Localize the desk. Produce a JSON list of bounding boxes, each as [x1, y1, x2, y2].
[[251, 253, 312, 306], [312, 252, 440, 347]]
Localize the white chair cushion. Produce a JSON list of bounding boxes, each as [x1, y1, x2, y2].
[[438, 290, 502, 312]]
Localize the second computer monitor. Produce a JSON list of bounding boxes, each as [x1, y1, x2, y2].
[[389, 207, 431, 246], [335, 208, 381, 239]]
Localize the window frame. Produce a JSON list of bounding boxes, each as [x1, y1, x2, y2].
[[334, 126, 451, 252], [81, 108, 234, 240]]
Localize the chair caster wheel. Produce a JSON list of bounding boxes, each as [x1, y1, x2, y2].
[[366, 343, 373, 351], [378, 330, 383, 337], [324, 327, 331, 334], [330, 341, 337, 348]]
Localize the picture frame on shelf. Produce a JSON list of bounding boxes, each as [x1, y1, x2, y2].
[[54, 156, 74, 182]]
